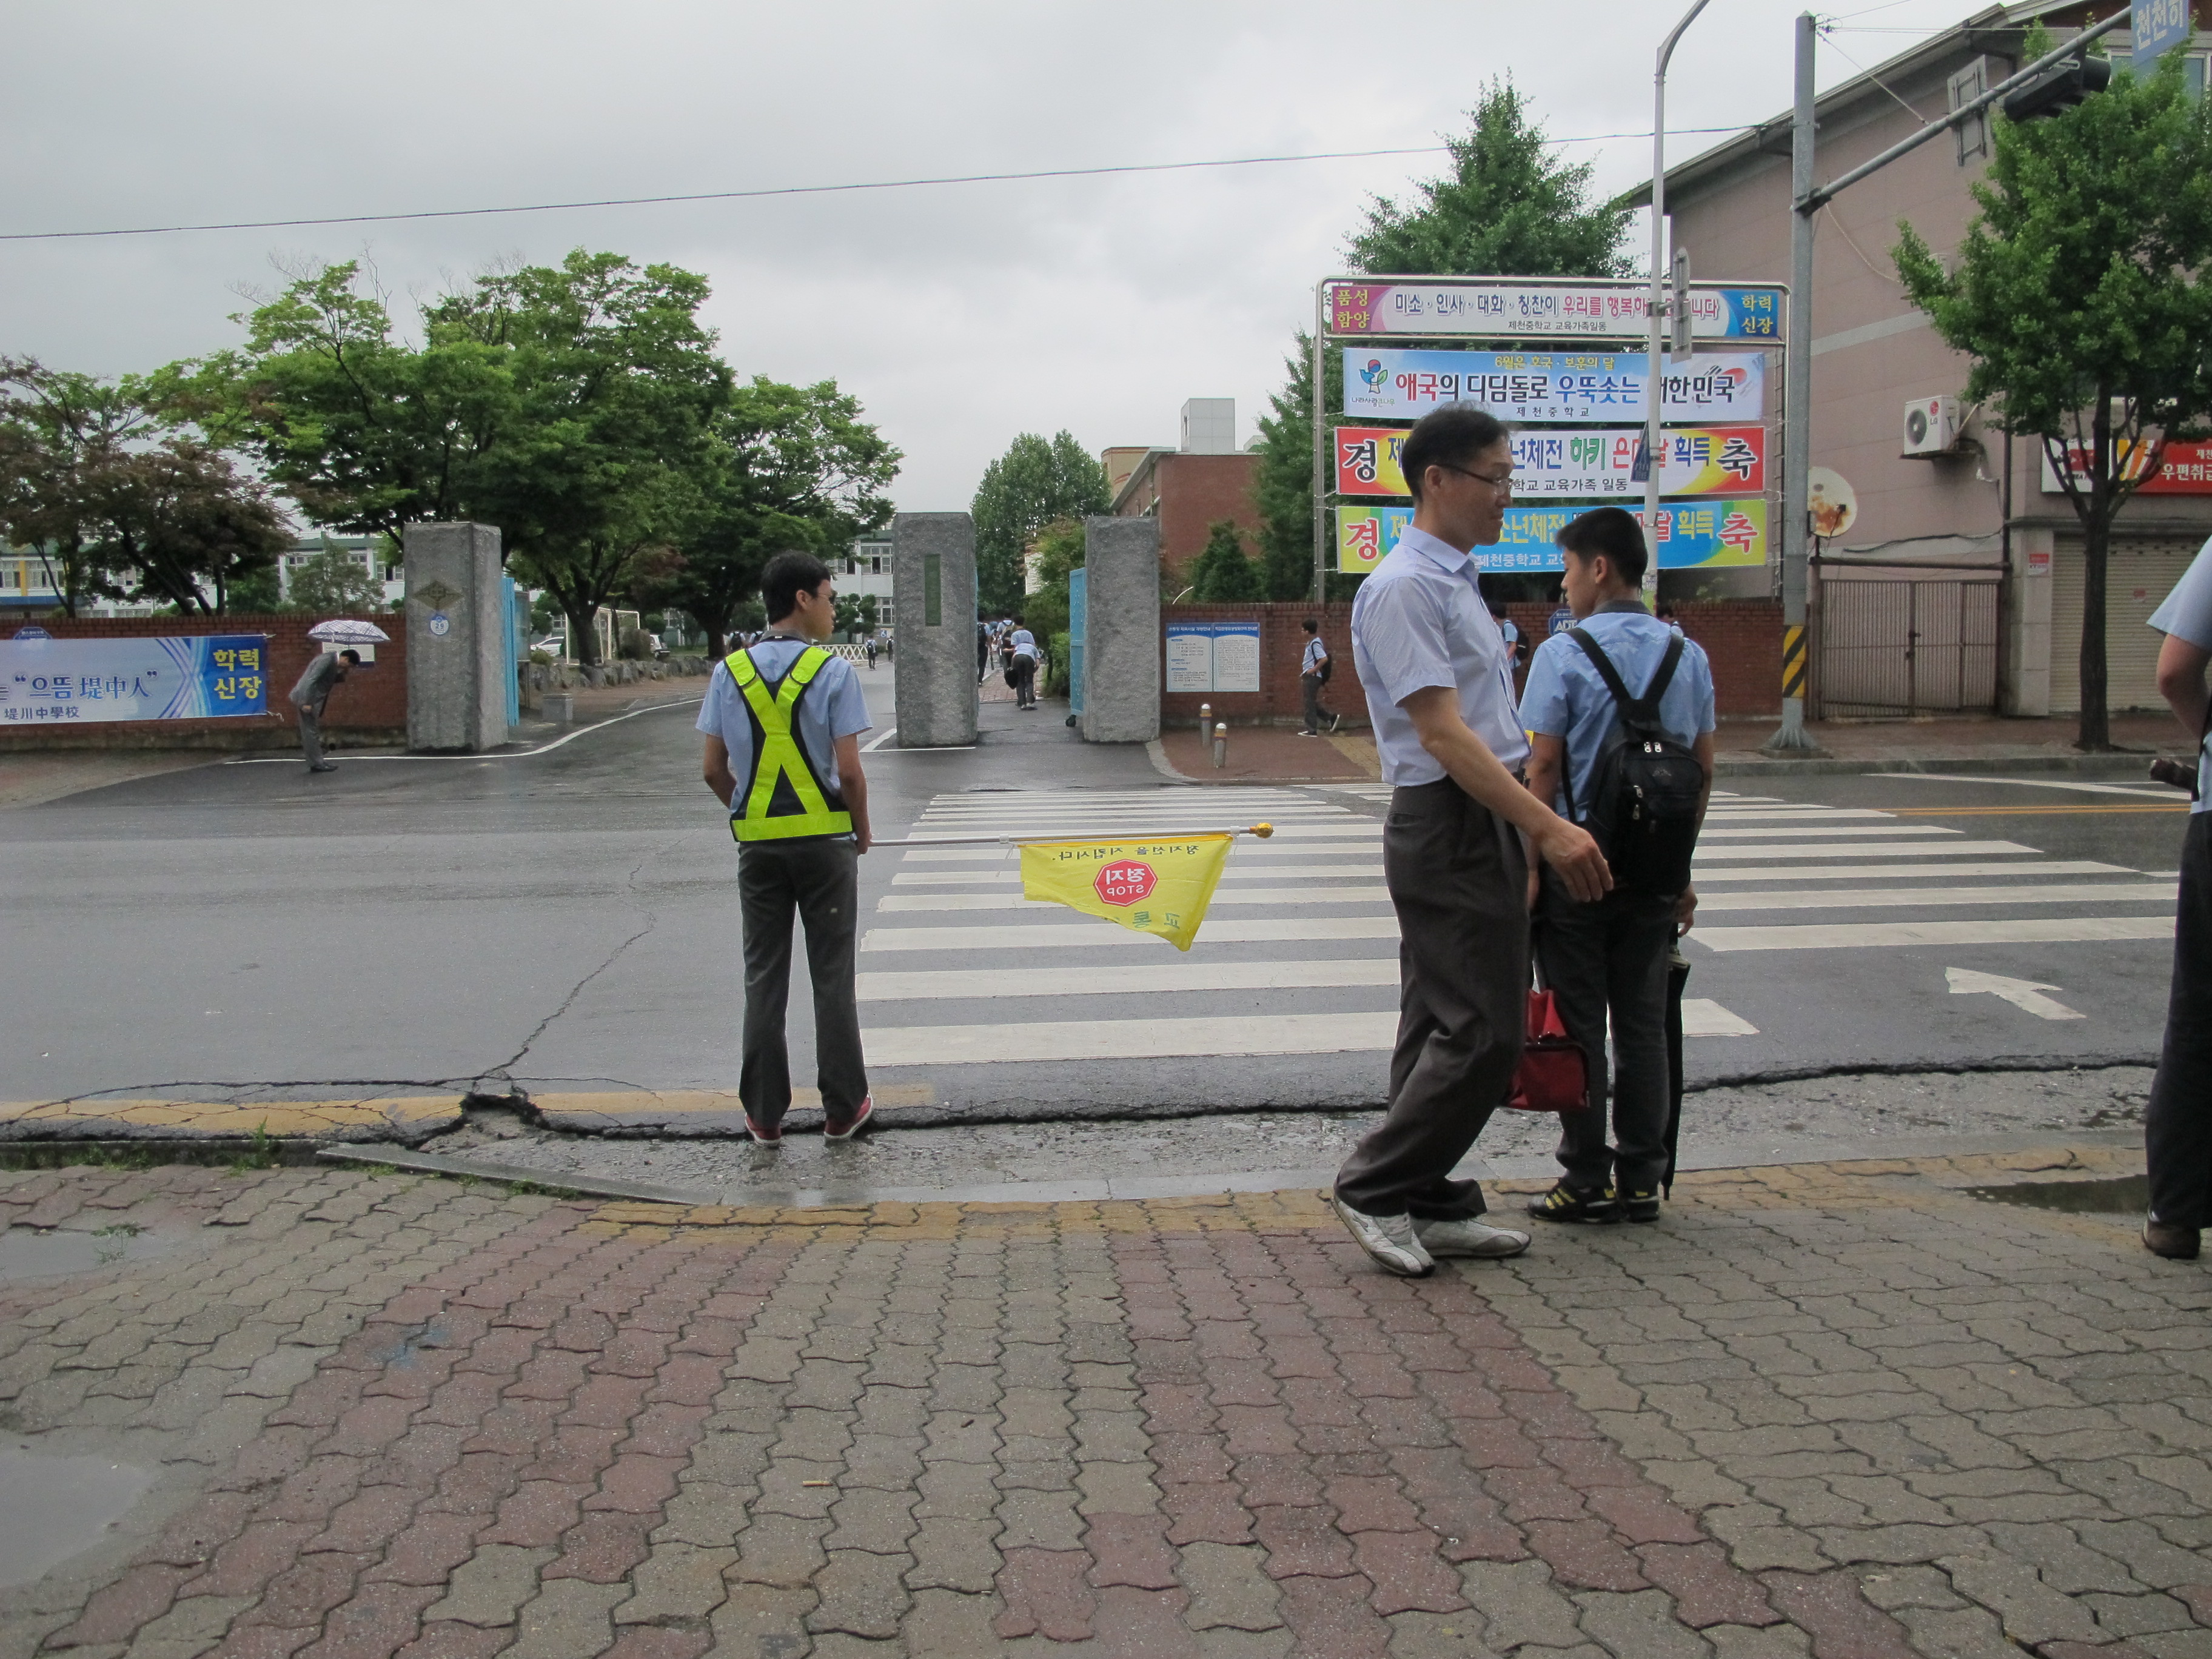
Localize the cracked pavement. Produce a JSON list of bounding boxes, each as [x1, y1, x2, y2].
[[4, 1140, 2208, 1658]]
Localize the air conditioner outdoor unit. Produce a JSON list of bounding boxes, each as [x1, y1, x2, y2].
[[1902, 395, 1963, 457]]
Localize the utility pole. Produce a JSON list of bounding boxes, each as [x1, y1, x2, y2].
[[1643, 0, 1712, 605], [1312, 290, 1328, 605], [1769, 11, 1818, 751]]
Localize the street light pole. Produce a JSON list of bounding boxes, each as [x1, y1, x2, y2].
[[1643, 0, 1712, 603]]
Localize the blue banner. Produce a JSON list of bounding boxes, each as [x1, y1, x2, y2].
[[0, 632, 270, 725]]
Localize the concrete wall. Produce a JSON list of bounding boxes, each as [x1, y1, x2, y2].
[[0, 613, 407, 749], [404, 523, 508, 754], [1082, 515, 1161, 743], [891, 513, 979, 748]]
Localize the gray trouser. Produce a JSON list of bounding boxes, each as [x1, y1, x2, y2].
[[2148, 813, 2212, 1226], [1535, 865, 1678, 1196], [1301, 672, 1327, 732], [295, 700, 326, 767], [739, 836, 868, 1127], [1335, 780, 1529, 1219]]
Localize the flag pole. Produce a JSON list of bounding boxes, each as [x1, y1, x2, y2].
[[866, 822, 1276, 848]]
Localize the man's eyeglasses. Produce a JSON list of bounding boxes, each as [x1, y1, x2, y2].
[[1437, 463, 1514, 495]]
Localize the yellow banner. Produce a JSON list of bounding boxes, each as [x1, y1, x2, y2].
[[1018, 835, 1234, 951]]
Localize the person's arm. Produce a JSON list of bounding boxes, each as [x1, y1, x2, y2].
[[1523, 732, 1569, 910], [703, 735, 736, 806], [1401, 685, 1609, 902], [2157, 631, 2211, 742], [1676, 730, 1717, 934], [833, 735, 872, 853]]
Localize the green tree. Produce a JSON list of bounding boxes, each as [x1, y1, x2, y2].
[[91, 439, 290, 615], [1253, 80, 1632, 601], [1020, 516, 1087, 642], [0, 359, 153, 615], [286, 541, 386, 612], [1896, 44, 2212, 750], [971, 432, 1108, 615], [1188, 519, 1261, 602]]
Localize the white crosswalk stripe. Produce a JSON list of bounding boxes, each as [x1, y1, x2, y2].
[[856, 783, 2174, 1076]]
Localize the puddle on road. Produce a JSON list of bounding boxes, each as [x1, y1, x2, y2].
[[1963, 1175, 2148, 1215], [0, 1449, 155, 1588]]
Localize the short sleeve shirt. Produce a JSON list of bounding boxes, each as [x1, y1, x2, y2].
[[1302, 637, 1328, 674], [1520, 606, 1717, 821], [2148, 533, 2212, 813], [1350, 525, 1530, 786], [696, 638, 871, 802]]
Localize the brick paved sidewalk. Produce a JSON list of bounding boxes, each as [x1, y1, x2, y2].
[[3, 1146, 2208, 1658]]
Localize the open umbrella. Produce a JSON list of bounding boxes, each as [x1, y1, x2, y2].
[[307, 620, 390, 646]]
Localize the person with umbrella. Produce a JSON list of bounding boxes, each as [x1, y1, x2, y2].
[[292, 620, 387, 774]]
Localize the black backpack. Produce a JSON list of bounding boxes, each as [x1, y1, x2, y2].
[[1562, 627, 1705, 895]]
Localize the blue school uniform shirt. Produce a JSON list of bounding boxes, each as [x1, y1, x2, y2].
[[1518, 603, 1716, 821], [2148, 533, 2212, 814], [696, 637, 872, 803]]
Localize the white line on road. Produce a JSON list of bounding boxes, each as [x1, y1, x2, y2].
[[859, 957, 1401, 999], [897, 840, 1382, 862], [878, 885, 1392, 913], [1871, 772, 2183, 799], [862, 916, 1403, 951], [1697, 840, 2037, 862], [1698, 808, 1899, 820], [1946, 966, 2085, 1020], [1697, 825, 1961, 840], [226, 697, 702, 763], [1692, 860, 2137, 883], [1696, 882, 2174, 913], [891, 865, 1385, 886], [1692, 916, 2174, 951]]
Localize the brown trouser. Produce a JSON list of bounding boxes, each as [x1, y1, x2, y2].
[[1335, 779, 1529, 1219]]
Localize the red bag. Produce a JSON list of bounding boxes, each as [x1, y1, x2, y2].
[[1504, 988, 1589, 1113]]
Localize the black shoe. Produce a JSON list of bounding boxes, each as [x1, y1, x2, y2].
[[1615, 1187, 1661, 1224], [1527, 1183, 1618, 1224], [308, 763, 337, 773], [2145, 1219, 2200, 1259]]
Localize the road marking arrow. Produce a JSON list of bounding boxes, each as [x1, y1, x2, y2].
[[1945, 966, 2085, 1021]]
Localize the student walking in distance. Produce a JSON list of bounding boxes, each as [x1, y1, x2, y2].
[[1519, 508, 1715, 1227], [1298, 617, 1339, 736], [1333, 404, 1612, 1277], [699, 551, 876, 1145], [289, 647, 358, 773], [2143, 535, 2212, 1259], [1008, 625, 1041, 709]]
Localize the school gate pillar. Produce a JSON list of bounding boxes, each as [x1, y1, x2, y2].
[[404, 521, 510, 752], [891, 512, 979, 748], [1081, 515, 1160, 743]]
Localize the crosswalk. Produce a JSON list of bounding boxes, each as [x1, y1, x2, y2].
[[852, 784, 2177, 1078]]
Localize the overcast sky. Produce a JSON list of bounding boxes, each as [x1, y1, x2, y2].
[[2, 1, 1989, 514]]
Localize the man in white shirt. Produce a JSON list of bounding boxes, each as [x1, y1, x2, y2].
[[2144, 535, 2212, 1258], [1333, 404, 1612, 1277]]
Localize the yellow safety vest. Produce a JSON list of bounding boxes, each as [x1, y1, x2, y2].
[[724, 645, 853, 843]]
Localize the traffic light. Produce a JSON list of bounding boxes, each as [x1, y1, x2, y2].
[[2002, 53, 2114, 120]]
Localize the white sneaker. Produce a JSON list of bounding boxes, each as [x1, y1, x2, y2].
[[1332, 1195, 1434, 1277], [1414, 1217, 1532, 1259]]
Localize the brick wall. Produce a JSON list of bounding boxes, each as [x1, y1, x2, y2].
[[1118, 453, 1266, 580], [0, 612, 407, 749], [1160, 597, 1782, 726]]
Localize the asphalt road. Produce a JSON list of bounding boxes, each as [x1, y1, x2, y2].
[[1, 663, 2191, 1124]]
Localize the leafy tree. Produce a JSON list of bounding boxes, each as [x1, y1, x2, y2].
[[1253, 80, 1632, 600], [286, 541, 386, 612], [971, 432, 1108, 615], [669, 377, 899, 654], [1189, 519, 1262, 602], [1020, 516, 1087, 642], [92, 439, 290, 615], [1896, 43, 2212, 749], [0, 358, 153, 615]]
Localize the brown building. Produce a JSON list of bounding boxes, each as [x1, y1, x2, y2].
[[1108, 398, 1265, 588], [1634, 0, 2212, 717]]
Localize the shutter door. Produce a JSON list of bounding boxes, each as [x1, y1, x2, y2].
[[2048, 536, 2203, 712]]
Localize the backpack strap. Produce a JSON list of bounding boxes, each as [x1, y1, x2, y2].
[[1568, 626, 1683, 740]]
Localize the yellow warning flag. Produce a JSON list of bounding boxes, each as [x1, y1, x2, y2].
[[1017, 834, 1235, 951]]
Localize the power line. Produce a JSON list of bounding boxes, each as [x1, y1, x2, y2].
[[0, 127, 1748, 244]]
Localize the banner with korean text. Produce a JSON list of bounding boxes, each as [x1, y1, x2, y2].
[[0, 634, 270, 726], [1336, 501, 1768, 576], [1343, 349, 1766, 424], [1324, 280, 1783, 341], [2040, 437, 2212, 495], [1336, 424, 1766, 500]]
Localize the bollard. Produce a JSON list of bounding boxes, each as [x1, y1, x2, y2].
[[544, 691, 574, 726], [1212, 721, 1228, 769], [1199, 702, 1212, 736]]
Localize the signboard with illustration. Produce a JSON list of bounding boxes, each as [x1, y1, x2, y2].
[[1324, 280, 1784, 341], [1342, 348, 1766, 423], [1336, 424, 1765, 499], [0, 633, 270, 725], [1336, 501, 1768, 575]]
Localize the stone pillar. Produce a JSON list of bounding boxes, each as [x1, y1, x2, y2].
[[403, 523, 508, 752], [891, 513, 979, 748], [1081, 515, 1161, 744]]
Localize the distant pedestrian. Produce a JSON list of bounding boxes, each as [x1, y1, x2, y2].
[[2143, 535, 2212, 1259], [289, 648, 358, 774], [1489, 602, 1528, 669], [1519, 507, 1714, 1227], [864, 635, 879, 669], [1298, 617, 1338, 736], [1333, 404, 1610, 1278], [977, 612, 990, 683], [1008, 625, 1040, 709], [699, 551, 876, 1145]]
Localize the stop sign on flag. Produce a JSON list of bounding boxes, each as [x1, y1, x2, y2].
[[1093, 859, 1157, 907]]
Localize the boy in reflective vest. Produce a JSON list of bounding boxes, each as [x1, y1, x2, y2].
[[700, 552, 876, 1143]]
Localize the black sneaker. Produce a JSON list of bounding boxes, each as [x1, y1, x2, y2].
[[1527, 1183, 1618, 1224], [1616, 1187, 1661, 1224]]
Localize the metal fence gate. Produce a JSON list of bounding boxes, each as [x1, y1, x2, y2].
[[1814, 575, 2000, 717]]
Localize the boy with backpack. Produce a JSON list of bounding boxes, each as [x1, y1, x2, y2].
[[1518, 507, 1715, 1225], [1298, 617, 1340, 735]]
